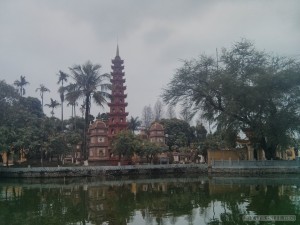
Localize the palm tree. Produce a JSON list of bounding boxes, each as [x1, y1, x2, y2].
[[45, 98, 60, 117], [57, 71, 69, 129], [65, 83, 78, 118], [14, 75, 29, 97], [128, 116, 142, 134], [66, 61, 110, 162], [35, 84, 50, 112]]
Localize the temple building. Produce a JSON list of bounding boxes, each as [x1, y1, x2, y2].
[[86, 46, 169, 165], [149, 122, 165, 145], [87, 45, 129, 163], [88, 120, 109, 162]]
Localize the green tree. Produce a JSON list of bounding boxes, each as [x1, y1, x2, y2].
[[57, 70, 69, 129], [0, 81, 46, 164], [0, 80, 20, 125], [96, 112, 109, 122], [139, 140, 163, 164], [45, 98, 60, 117], [0, 127, 16, 167], [35, 84, 50, 113], [190, 122, 208, 157], [112, 131, 139, 161], [162, 39, 300, 159], [48, 132, 70, 163], [160, 118, 192, 150], [127, 116, 142, 134], [21, 96, 44, 118], [14, 75, 29, 97], [65, 130, 82, 162], [66, 61, 110, 162], [192, 122, 207, 144]]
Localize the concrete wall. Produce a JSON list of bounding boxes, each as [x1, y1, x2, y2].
[[207, 149, 248, 165], [2, 160, 300, 177], [0, 164, 207, 178]]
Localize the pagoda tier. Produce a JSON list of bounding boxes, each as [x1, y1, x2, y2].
[[112, 86, 126, 91], [111, 93, 127, 98], [111, 65, 124, 71], [112, 59, 124, 65], [108, 102, 128, 107], [108, 45, 129, 137], [110, 78, 126, 83], [108, 112, 129, 117], [111, 71, 124, 75]]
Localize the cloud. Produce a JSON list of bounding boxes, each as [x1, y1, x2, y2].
[[0, 0, 299, 120]]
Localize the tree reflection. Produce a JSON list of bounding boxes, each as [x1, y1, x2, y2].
[[0, 177, 299, 225]]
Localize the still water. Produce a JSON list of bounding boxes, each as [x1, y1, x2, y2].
[[0, 175, 299, 225]]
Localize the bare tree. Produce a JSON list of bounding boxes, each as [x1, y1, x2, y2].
[[141, 105, 154, 130], [166, 105, 176, 119], [153, 99, 165, 121]]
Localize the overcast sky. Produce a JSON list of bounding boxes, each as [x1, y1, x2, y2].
[[1, 0, 300, 121]]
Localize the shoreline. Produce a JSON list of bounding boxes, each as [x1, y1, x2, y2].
[[1, 163, 300, 178]]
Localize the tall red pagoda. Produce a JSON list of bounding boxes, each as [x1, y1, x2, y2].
[[108, 45, 129, 137]]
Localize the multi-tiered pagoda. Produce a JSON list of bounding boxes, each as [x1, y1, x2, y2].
[[107, 45, 129, 137]]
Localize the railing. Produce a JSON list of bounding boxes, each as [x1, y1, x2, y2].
[[212, 159, 300, 168]]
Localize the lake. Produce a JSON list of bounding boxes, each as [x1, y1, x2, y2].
[[0, 175, 299, 225]]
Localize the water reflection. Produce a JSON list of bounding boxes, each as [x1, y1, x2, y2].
[[0, 176, 299, 225]]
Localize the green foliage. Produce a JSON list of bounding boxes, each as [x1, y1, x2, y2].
[[160, 118, 192, 149], [48, 133, 70, 158], [127, 116, 142, 133], [65, 116, 85, 131], [138, 140, 165, 163], [190, 122, 207, 144], [0, 127, 16, 153], [112, 131, 139, 160], [0, 80, 20, 125], [0, 81, 82, 163], [163, 39, 300, 159], [20, 96, 44, 118], [96, 112, 109, 122]]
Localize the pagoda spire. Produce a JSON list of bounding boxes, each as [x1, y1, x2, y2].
[[116, 44, 119, 57]]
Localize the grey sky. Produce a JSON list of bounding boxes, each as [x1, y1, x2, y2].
[[1, 0, 299, 120]]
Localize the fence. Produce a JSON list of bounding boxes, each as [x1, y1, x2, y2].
[[212, 159, 300, 168]]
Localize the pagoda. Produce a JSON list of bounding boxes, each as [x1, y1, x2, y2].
[[107, 45, 129, 137]]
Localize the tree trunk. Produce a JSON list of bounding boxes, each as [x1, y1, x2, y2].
[[40, 149, 43, 167], [61, 100, 64, 130], [6, 151, 9, 167], [41, 94, 44, 113], [265, 146, 276, 160], [260, 136, 277, 160], [83, 95, 90, 161], [61, 81, 64, 131]]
